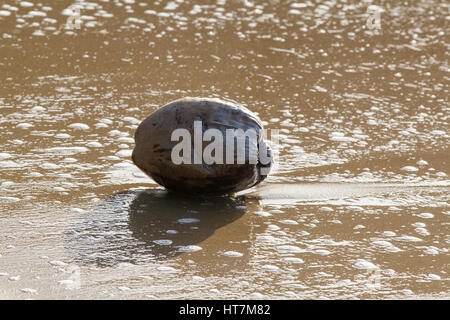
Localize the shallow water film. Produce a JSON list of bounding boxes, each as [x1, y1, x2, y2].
[[0, 0, 449, 299]]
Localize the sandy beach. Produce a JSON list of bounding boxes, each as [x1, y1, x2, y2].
[[0, 0, 448, 299]]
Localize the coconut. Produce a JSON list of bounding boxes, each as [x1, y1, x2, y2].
[[132, 97, 272, 194]]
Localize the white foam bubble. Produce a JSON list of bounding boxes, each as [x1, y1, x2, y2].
[[20, 1, 34, 8], [21, 288, 37, 294], [177, 218, 200, 224], [63, 157, 77, 163], [314, 249, 332, 255], [156, 266, 178, 273], [16, 122, 33, 129], [386, 246, 402, 252], [0, 153, 11, 160], [418, 212, 434, 219], [117, 137, 135, 143], [61, 8, 76, 16], [222, 251, 243, 257], [353, 259, 378, 269], [122, 116, 140, 124], [401, 166, 419, 172], [43, 17, 56, 24], [282, 257, 304, 264], [153, 240, 172, 245], [276, 245, 303, 253], [427, 274, 441, 280], [260, 264, 279, 271], [383, 269, 396, 275], [29, 10, 46, 17], [28, 172, 43, 177], [412, 222, 426, 228], [30, 106, 46, 113], [49, 260, 67, 267], [269, 209, 284, 214], [291, 3, 309, 9], [329, 136, 357, 142], [401, 289, 413, 295], [45, 147, 88, 154], [68, 123, 90, 130], [112, 161, 134, 168], [0, 197, 20, 202], [424, 247, 439, 255], [54, 133, 72, 139], [280, 219, 298, 225], [253, 211, 271, 217], [394, 235, 422, 242], [289, 9, 302, 15], [109, 130, 127, 136], [430, 130, 445, 135], [115, 262, 134, 269], [86, 141, 103, 148], [256, 235, 282, 244], [116, 149, 133, 157], [32, 30, 45, 37], [95, 122, 109, 129], [58, 279, 76, 286], [416, 160, 428, 166], [372, 240, 394, 247], [346, 206, 364, 212], [39, 162, 60, 170], [1, 181, 14, 187], [178, 245, 202, 252], [164, 2, 179, 10], [118, 286, 131, 291], [415, 228, 430, 236]]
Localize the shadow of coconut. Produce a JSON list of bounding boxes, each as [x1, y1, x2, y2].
[[65, 188, 247, 267]]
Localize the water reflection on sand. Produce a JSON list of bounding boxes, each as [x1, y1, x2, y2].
[[66, 189, 248, 266]]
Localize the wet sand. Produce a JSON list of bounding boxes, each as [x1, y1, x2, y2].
[[0, 0, 449, 299]]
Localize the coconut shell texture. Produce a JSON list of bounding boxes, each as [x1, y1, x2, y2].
[[132, 97, 272, 194]]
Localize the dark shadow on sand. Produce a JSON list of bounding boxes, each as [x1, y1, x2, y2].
[[65, 188, 247, 267]]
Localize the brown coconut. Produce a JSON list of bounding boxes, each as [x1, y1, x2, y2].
[[132, 97, 272, 194]]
